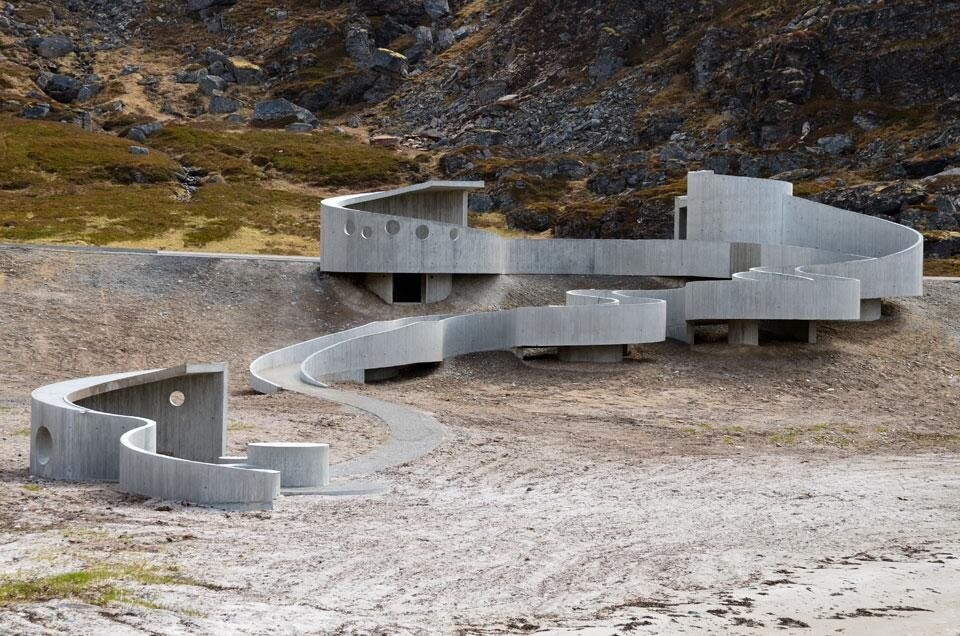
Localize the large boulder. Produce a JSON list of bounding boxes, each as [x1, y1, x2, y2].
[[227, 57, 265, 85], [199, 74, 227, 96], [29, 34, 74, 59], [209, 94, 240, 114], [371, 48, 408, 76], [404, 26, 433, 63], [423, 0, 450, 20], [345, 24, 373, 69], [126, 121, 164, 143], [250, 98, 317, 127], [20, 103, 50, 119], [36, 72, 79, 103]]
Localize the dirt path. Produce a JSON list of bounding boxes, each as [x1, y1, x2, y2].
[[0, 247, 958, 634]]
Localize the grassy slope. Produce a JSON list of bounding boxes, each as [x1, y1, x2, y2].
[[0, 117, 419, 255]]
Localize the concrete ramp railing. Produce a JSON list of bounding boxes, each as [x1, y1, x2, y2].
[[298, 299, 667, 386], [119, 422, 279, 509], [245, 170, 922, 471]]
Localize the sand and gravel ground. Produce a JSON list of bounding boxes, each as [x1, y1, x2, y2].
[[1, 246, 959, 634]]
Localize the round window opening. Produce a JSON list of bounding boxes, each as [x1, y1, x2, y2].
[[35, 426, 52, 466], [360, 225, 373, 239], [449, 228, 460, 241], [415, 224, 430, 240], [385, 219, 401, 235], [169, 390, 186, 407], [344, 219, 356, 236]]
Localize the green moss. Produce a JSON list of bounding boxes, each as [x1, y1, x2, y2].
[[0, 182, 321, 247], [0, 116, 178, 186], [0, 564, 209, 608], [152, 125, 416, 187]]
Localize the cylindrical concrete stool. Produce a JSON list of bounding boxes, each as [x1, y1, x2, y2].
[[247, 442, 329, 488]]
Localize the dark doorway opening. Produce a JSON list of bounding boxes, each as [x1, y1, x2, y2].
[[678, 206, 688, 239], [393, 273, 423, 303]]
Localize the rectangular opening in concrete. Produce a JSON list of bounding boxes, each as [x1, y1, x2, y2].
[[678, 206, 687, 240], [392, 273, 423, 303]]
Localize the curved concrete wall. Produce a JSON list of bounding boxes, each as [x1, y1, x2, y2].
[[31, 363, 284, 509], [253, 171, 922, 390], [299, 300, 666, 385]]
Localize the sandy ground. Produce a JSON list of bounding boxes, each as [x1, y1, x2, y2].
[[1, 246, 959, 634]]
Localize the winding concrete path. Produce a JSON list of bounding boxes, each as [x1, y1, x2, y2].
[[257, 364, 443, 478]]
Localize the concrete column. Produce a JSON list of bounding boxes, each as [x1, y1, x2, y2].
[[247, 442, 329, 488], [728, 320, 759, 345], [557, 345, 625, 363], [365, 273, 393, 303], [424, 274, 453, 303], [859, 298, 882, 321]]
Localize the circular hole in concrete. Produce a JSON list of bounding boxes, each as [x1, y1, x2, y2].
[[449, 227, 460, 241], [35, 426, 52, 465], [415, 224, 429, 240], [360, 225, 373, 239], [385, 219, 400, 235], [169, 390, 185, 407], [344, 219, 356, 236]]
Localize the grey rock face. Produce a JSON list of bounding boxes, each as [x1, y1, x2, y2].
[[435, 28, 455, 51], [36, 72, 79, 103], [126, 121, 163, 142], [76, 75, 102, 102], [187, 0, 235, 11], [30, 34, 74, 59], [287, 23, 331, 55], [285, 122, 315, 132], [20, 103, 50, 119], [199, 74, 227, 96], [208, 93, 240, 114], [251, 98, 317, 127], [423, 0, 450, 20], [371, 48, 408, 76], [227, 58, 265, 85], [345, 24, 373, 69], [813, 181, 927, 218], [506, 207, 553, 232], [817, 134, 854, 155], [175, 68, 206, 83], [128, 145, 149, 155], [468, 192, 494, 212], [405, 26, 433, 62]]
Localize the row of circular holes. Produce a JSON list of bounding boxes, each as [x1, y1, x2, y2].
[[344, 219, 460, 241]]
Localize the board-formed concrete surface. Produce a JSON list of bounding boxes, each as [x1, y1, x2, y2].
[[29, 363, 351, 509], [247, 170, 923, 477], [254, 170, 922, 391]]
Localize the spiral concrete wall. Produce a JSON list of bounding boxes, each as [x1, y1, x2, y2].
[[253, 170, 922, 393], [29, 363, 343, 509]]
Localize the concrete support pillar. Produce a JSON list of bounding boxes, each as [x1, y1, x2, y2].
[[859, 298, 882, 321], [728, 320, 759, 346], [761, 320, 817, 343], [365, 273, 393, 303], [424, 274, 453, 303], [557, 345, 625, 363]]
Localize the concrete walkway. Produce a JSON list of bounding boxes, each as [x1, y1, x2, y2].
[[258, 364, 443, 478]]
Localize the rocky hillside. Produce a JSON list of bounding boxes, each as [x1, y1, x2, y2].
[[1, 0, 959, 268]]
